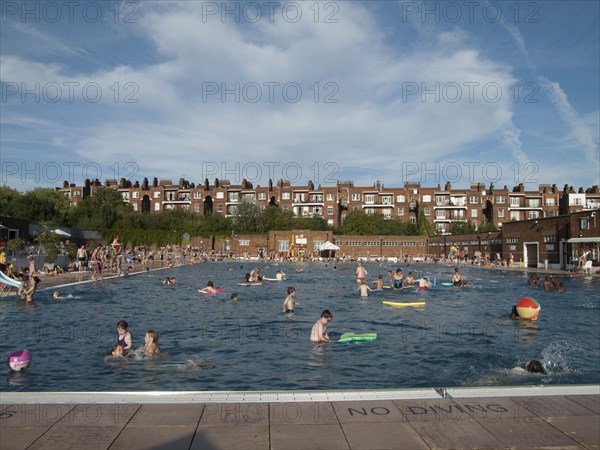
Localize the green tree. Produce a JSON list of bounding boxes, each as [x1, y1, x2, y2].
[[10, 188, 70, 225], [231, 200, 266, 233], [417, 211, 435, 236], [0, 186, 21, 216], [450, 220, 477, 235]]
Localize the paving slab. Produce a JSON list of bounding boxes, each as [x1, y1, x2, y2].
[[109, 424, 198, 450], [339, 421, 429, 450], [270, 401, 338, 426], [393, 398, 482, 423], [544, 415, 600, 449], [333, 400, 406, 424], [27, 425, 125, 450], [126, 403, 204, 426], [567, 394, 600, 414], [511, 395, 598, 419], [0, 426, 53, 450], [0, 403, 74, 427], [406, 420, 507, 449], [475, 417, 585, 449], [191, 424, 269, 450], [199, 402, 269, 426], [53, 403, 140, 427], [270, 424, 349, 450]]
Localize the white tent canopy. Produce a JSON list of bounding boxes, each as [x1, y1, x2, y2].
[[319, 241, 340, 251]]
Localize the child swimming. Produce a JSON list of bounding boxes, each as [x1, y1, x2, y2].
[[282, 287, 298, 313], [310, 310, 332, 343], [144, 330, 160, 357], [116, 320, 132, 354]]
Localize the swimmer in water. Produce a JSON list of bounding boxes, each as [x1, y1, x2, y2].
[[116, 320, 132, 354], [417, 275, 432, 291], [372, 275, 384, 290], [310, 310, 332, 343], [452, 268, 465, 287], [230, 293, 239, 301], [388, 269, 403, 290], [111, 344, 124, 357], [282, 287, 298, 313], [144, 330, 160, 357], [276, 269, 286, 281], [53, 291, 73, 299], [199, 280, 216, 294], [358, 280, 374, 298], [524, 359, 546, 374]]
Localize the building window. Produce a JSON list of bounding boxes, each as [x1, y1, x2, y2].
[[506, 237, 519, 244], [529, 199, 539, 208], [216, 192, 224, 199], [381, 196, 392, 205], [471, 209, 478, 218], [282, 192, 290, 200], [229, 192, 239, 202], [545, 198, 555, 206], [510, 211, 520, 221], [497, 208, 505, 218], [351, 193, 361, 201], [132, 192, 139, 199], [327, 206, 334, 215], [510, 197, 520, 207], [132, 203, 138, 211], [327, 193, 335, 201], [528, 211, 539, 219], [423, 207, 430, 216], [436, 223, 445, 233], [353, 206, 360, 211], [278, 240, 289, 252], [153, 191, 161, 199], [469, 196, 479, 204], [409, 215, 416, 224], [496, 196, 505, 204], [194, 192, 202, 200], [217, 205, 223, 213], [396, 195, 405, 203], [258, 192, 266, 201], [435, 195, 446, 206], [239, 240, 250, 246], [543, 235, 556, 242], [364, 194, 374, 204], [397, 207, 404, 215], [154, 203, 160, 211], [422, 194, 431, 202], [435, 211, 445, 220], [546, 244, 555, 251], [194, 204, 200, 212], [580, 217, 590, 230]]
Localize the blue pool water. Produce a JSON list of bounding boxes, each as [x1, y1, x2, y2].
[[1, 262, 599, 391]]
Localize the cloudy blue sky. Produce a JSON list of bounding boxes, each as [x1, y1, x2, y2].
[[1, 1, 598, 192]]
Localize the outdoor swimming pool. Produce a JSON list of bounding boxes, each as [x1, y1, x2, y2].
[[1, 262, 599, 392]]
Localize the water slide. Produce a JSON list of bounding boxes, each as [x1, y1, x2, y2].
[[0, 270, 21, 288]]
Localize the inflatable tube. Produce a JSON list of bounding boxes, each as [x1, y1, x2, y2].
[[338, 333, 377, 343], [263, 277, 286, 281], [237, 282, 263, 286], [7, 349, 32, 371], [0, 271, 21, 288], [441, 282, 454, 287], [383, 301, 426, 307]]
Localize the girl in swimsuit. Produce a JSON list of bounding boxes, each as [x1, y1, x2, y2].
[[116, 320, 132, 353]]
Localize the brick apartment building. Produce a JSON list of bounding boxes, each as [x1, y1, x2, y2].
[[58, 177, 599, 232]]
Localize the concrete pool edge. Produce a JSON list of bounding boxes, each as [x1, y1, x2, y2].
[[2, 384, 599, 404]]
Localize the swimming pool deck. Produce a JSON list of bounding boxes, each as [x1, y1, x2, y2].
[[2, 386, 599, 449]]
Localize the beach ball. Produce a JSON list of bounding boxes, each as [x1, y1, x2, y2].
[[7, 349, 32, 372], [516, 297, 541, 320]]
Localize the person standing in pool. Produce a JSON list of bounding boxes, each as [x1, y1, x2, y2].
[[310, 310, 332, 342], [282, 287, 298, 313], [452, 268, 465, 286], [417, 275, 432, 291], [358, 280, 374, 298], [356, 261, 367, 283], [404, 272, 415, 285], [388, 269, 403, 289], [116, 320, 132, 354], [372, 275, 384, 290]]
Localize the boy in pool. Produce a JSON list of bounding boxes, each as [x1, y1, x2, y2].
[[231, 293, 239, 301], [372, 275, 384, 290], [144, 330, 160, 357], [417, 275, 433, 290], [358, 280, 373, 298], [282, 287, 298, 313], [404, 272, 415, 285], [310, 310, 333, 343], [276, 270, 286, 281], [116, 320, 132, 354], [53, 291, 74, 299]]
